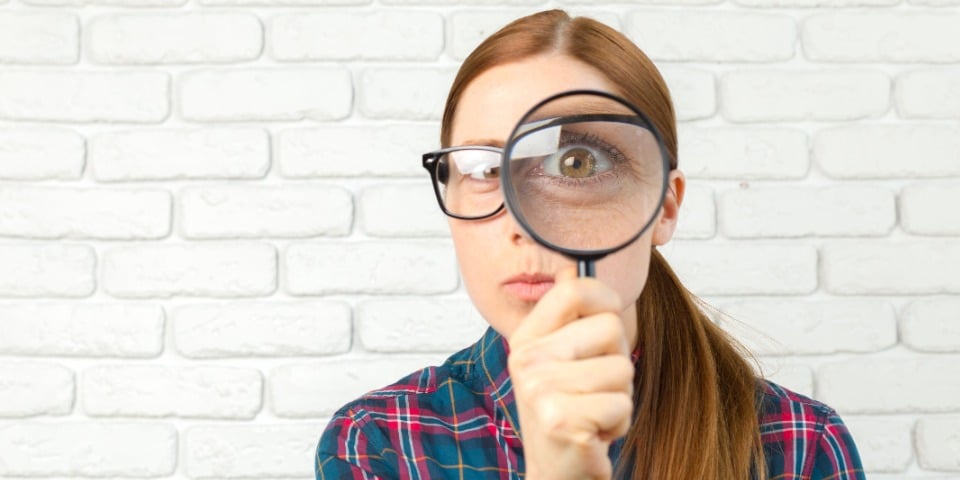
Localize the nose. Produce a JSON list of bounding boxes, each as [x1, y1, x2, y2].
[[502, 208, 536, 246]]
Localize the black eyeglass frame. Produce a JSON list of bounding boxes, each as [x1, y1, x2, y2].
[[421, 145, 506, 220]]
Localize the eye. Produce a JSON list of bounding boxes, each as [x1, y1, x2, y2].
[[543, 145, 613, 179]]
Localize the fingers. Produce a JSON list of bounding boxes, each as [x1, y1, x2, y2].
[[538, 391, 633, 443], [509, 266, 623, 346], [513, 355, 635, 398], [508, 312, 630, 371]]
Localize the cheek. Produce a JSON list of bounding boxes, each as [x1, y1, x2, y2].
[[596, 237, 652, 309]]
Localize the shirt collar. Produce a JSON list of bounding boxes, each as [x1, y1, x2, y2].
[[468, 326, 522, 440]]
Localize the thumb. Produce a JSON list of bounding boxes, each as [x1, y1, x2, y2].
[[555, 264, 578, 283]]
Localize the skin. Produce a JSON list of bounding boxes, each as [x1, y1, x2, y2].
[[448, 53, 686, 479]]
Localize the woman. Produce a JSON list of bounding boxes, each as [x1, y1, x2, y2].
[[317, 10, 864, 480]]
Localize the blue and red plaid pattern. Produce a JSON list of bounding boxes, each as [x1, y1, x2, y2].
[[316, 327, 865, 480]]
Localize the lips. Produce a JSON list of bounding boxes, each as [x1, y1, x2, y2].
[[502, 273, 555, 302]]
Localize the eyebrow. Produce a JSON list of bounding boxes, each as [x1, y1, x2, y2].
[[459, 138, 506, 148]]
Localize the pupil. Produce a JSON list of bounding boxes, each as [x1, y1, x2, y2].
[[559, 148, 595, 178]]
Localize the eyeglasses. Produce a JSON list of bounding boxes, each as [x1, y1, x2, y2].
[[422, 146, 506, 220]]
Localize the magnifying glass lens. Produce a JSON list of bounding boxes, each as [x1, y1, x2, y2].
[[503, 92, 669, 256]]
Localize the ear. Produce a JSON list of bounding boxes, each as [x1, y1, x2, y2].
[[652, 169, 686, 247]]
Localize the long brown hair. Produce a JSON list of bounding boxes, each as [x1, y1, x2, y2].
[[441, 10, 766, 480]]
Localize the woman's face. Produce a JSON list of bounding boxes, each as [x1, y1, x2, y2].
[[448, 53, 684, 344]]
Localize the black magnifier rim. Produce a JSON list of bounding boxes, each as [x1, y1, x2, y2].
[[500, 89, 672, 261]]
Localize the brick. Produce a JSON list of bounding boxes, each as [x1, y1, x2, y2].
[[382, 0, 542, 4], [180, 185, 353, 239], [842, 416, 913, 473], [626, 11, 795, 62], [720, 300, 897, 355], [25, 0, 184, 5], [660, 66, 716, 121], [902, 299, 960, 353], [661, 244, 817, 295], [447, 11, 620, 60], [89, 12, 262, 64], [0, 423, 176, 476], [82, 365, 262, 418], [359, 67, 455, 120], [0, 185, 170, 240], [0, 245, 95, 298], [674, 184, 715, 240], [896, 68, 960, 118], [183, 424, 322, 478], [0, 12, 78, 64], [804, 13, 960, 63], [679, 127, 808, 179], [0, 128, 84, 180], [269, 356, 446, 417], [90, 128, 269, 182], [277, 124, 435, 178], [0, 303, 163, 357], [286, 241, 458, 295], [203, 0, 364, 4], [822, 242, 960, 295], [270, 11, 442, 61], [0, 362, 73, 417], [721, 70, 889, 122], [447, 11, 528, 60], [0, 71, 168, 123], [737, 0, 896, 4], [916, 416, 960, 470], [757, 361, 814, 398], [566, 0, 720, 3], [719, 186, 895, 238], [180, 68, 351, 121], [819, 357, 960, 413], [357, 298, 487, 352], [360, 183, 448, 237], [901, 182, 960, 235], [173, 301, 351, 358], [102, 243, 276, 298], [814, 125, 960, 179]]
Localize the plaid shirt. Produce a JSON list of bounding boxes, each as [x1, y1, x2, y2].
[[316, 327, 865, 480]]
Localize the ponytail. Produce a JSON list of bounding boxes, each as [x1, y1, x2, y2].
[[617, 249, 766, 480]]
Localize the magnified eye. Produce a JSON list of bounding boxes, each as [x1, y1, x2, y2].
[[543, 145, 613, 179]]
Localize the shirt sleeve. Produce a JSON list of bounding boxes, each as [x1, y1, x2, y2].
[[807, 409, 866, 480], [316, 410, 396, 480]]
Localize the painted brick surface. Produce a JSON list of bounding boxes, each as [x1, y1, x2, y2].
[[179, 68, 352, 121], [82, 365, 262, 418], [0, 71, 169, 122], [270, 11, 443, 61], [90, 128, 270, 181], [626, 10, 796, 62], [88, 12, 262, 64], [102, 243, 277, 298], [0, 185, 171, 239], [179, 185, 353, 238], [173, 301, 351, 357], [0, 303, 164, 357], [0, 12, 78, 64], [0, 2, 954, 477], [0, 128, 85, 180]]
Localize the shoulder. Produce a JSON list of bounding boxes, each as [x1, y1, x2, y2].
[[316, 345, 485, 478], [757, 379, 865, 480]]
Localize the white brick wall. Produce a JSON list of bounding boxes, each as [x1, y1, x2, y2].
[[1, 2, 957, 478]]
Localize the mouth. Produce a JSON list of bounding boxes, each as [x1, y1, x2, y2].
[[502, 273, 555, 302]]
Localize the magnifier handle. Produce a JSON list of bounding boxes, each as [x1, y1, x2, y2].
[[577, 259, 596, 278]]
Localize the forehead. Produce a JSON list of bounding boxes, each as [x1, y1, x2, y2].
[[450, 54, 620, 147]]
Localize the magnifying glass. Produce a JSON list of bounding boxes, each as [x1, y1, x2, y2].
[[500, 90, 672, 278]]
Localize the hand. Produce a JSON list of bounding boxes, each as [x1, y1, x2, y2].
[[507, 266, 635, 480]]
